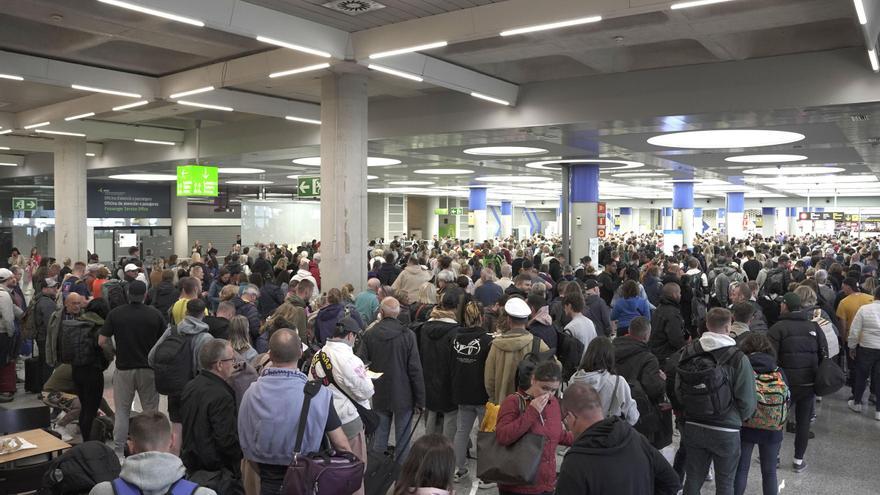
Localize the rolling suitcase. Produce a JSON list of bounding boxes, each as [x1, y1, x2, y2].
[[24, 356, 44, 393]]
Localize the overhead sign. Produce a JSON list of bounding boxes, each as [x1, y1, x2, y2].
[[12, 197, 37, 211], [297, 176, 321, 198], [798, 211, 844, 221], [434, 208, 449, 215], [88, 182, 171, 218], [450, 207, 467, 215], [177, 165, 218, 197]]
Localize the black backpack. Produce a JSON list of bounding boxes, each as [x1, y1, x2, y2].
[[101, 279, 129, 310], [674, 342, 742, 425], [554, 326, 585, 382], [762, 268, 787, 296], [39, 441, 121, 495], [60, 320, 99, 367], [711, 270, 731, 308], [684, 273, 707, 327], [515, 336, 557, 390], [152, 326, 195, 395]]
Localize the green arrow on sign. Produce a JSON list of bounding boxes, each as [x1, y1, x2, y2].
[[297, 176, 321, 198], [12, 197, 37, 211]]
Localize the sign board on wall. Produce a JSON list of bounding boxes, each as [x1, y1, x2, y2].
[[799, 211, 844, 221], [118, 233, 138, 248], [597, 202, 606, 237], [177, 165, 218, 197], [88, 182, 171, 218], [12, 197, 37, 211], [297, 177, 321, 198]]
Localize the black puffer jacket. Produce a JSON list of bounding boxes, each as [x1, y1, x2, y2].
[[376, 262, 401, 287], [649, 297, 687, 366], [614, 336, 665, 402], [357, 317, 425, 412], [768, 312, 826, 399], [149, 281, 179, 323], [179, 371, 242, 473], [419, 319, 460, 412]]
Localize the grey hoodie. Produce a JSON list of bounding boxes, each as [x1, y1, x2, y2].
[[568, 369, 640, 426], [88, 452, 216, 495], [148, 316, 213, 375]]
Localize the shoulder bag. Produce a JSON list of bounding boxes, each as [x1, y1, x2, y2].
[[313, 351, 380, 435], [476, 394, 547, 485]]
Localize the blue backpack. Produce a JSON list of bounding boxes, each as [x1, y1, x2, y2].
[[111, 478, 199, 495]]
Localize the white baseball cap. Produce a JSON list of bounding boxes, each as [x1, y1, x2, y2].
[[504, 297, 531, 319], [0, 268, 12, 282], [124, 263, 139, 272]]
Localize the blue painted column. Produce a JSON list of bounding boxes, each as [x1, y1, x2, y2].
[[762, 207, 777, 237], [470, 186, 488, 242], [727, 192, 745, 240], [570, 165, 600, 265], [501, 200, 513, 237], [673, 182, 695, 246]]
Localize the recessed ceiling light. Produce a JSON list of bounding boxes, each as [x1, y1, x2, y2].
[[256, 36, 331, 58], [270, 63, 331, 79], [527, 159, 644, 170], [742, 166, 846, 175], [611, 172, 668, 178], [35, 129, 86, 137], [285, 116, 321, 125], [470, 92, 510, 106], [113, 100, 150, 111], [413, 168, 475, 175], [647, 129, 805, 149], [367, 175, 378, 180], [71, 84, 142, 98], [670, 0, 735, 10], [134, 139, 176, 146], [218, 168, 266, 174], [725, 154, 808, 163], [64, 112, 95, 121], [177, 100, 233, 112], [388, 180, 435, 186], [97, 0, 205, 26], [23, 122, 50, 130], [475, 175, 554, 183], [0, 74, 24, 81], [226, 180, 274, 185], [464, 146, 547, 156], [369, 41, 448, 59], [292, 157, 321, 166], [109, 173, 177, 181], [85, 153, 96, 157], [499, 15, 602, 36], [169, 86, 215, 99], [291, 157, 401, 167], [367, 64, 423, 82]]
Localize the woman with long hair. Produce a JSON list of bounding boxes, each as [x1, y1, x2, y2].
[[228, 315, 258, 362], [568, 337, 639, 425], [394, 434, 456, 495]]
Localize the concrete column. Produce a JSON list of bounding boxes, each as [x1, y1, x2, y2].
[[570, 165, 600, 265], [53, 137, 87, 262], [619, 207, 633, 234], [171, 185, 189, 257], [785, 207, 798, 236], [662, 207, 673, 231], [726, 192, 745, 241], [762, 207, 777, 238], [425, 196, 439, 241], [673, 182, 695, 246], [470, 187, 488, 242], [693, 207, 704, 235], [501, 201, 513, 238], [320, 72, 368, 292]]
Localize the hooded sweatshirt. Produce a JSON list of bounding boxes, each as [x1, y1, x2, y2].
[[527, 306, 557, 350], [88, 452, 216, 495], [148, 316, 213, 376], [568, 369, 640, 425], [556, 416, 680, 495]]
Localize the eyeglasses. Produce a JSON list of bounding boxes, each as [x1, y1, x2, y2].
[[217, 358, 235, 365]]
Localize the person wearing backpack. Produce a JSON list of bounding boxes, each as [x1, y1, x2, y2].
[[569, 337, 640, 425], [733, 333, 790, 495], [669, 308, 756, 495], [90, 412, 216, 495], [681, 258, 708, 339], [614, 317, 671, 449], [767, 292, 827, 473], [760, 255, 792, 299], [66, 298, 113, 443], [709, 258, 744, 309], [149, 298, 214, 454], [28, 278, 60, 391]]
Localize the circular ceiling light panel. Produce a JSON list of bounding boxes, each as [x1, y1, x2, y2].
[[526, 159, 644, 171], [388, 180, 435, 186], [724, 154, 808, 163], [218, 167, 266, 174], [108, 174, 177, 181], [646, 130, 805, 149], [612, 172, 669, 178], [475, 175, 554, 183], [291, 157, 402, 167], [226, 180, 274, 185], [463, 146, 548, 156], [742, 166, 845, 176], [413, 168, 475, 175]]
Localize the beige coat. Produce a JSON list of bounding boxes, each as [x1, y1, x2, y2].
[[484, 328, 551, 404], [391, 264, 432, 302]]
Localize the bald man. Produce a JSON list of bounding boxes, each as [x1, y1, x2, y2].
[[355, 278, 382, 325], [46, 292, 86, 367], [357, 297, 425, 459], [558, 383, 680, 494]]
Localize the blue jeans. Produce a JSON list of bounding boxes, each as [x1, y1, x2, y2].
[[734, 440, 781, 495], [683, 423, 740, 495], [371, 409, 415, 460]]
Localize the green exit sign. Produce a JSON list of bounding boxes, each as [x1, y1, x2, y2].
[[450, 207, 467, 215], [297, 176, 321, 198], [12, 197, 37, 211], [177, 165, 218, 197], [433, 208, 449, 215]]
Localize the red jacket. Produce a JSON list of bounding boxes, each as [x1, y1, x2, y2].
[[495, 392, 573, 494], [308, 260, 321, 291]]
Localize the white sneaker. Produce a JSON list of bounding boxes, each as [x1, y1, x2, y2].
[[477, 480, 497, 489], [848, 400, 862, 413], [54, 424, 74, 442]]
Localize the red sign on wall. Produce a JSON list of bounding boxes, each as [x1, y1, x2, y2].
[[597, 228, 606, 238], [597, 202, 607, 214]]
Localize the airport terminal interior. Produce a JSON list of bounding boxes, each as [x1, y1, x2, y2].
[[0, 0, 879, 494]]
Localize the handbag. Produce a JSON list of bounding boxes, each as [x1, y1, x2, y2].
[[282, 381, 365, 495], [364, 411, 422, 495], [313, 351, 380, 435], [476, 395, 547, 485], [814, 328, 845, 397]]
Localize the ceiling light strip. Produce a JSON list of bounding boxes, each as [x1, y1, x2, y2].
[[134, 138, 176, 146], [35, 129, 86, 137], [113, 100, 150, 111], [23, 122, 51, 130], [0, 130, 12, 135], [97, 0, 205, 27], [71, 84, 142, 98], [176, 100, 234, 112], [64, 112, 95, 121], [368, 64, 423, 82], [0, 74, 24, 81], [854, 0, 868, 25], [0, 162, 18, 167], [285, 116, 321, 125], [500, 15, 602, 36], [0, 147, 9, 151], [670, 0, 735, 9], [369, 41, 448, 59], [470, 92, 510, 106], [269, 63, 331, 78], [169, 86, 215, 99], [869, 48, 879, 72], [256, 36, 331, 58]]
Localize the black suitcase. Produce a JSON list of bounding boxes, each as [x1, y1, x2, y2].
[[24, 356, 44, 393]]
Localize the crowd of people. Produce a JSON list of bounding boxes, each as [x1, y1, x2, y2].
[[1, 229, 879, 495]]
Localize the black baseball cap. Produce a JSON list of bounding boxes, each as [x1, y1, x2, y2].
[[584, 280, 600, 290]]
